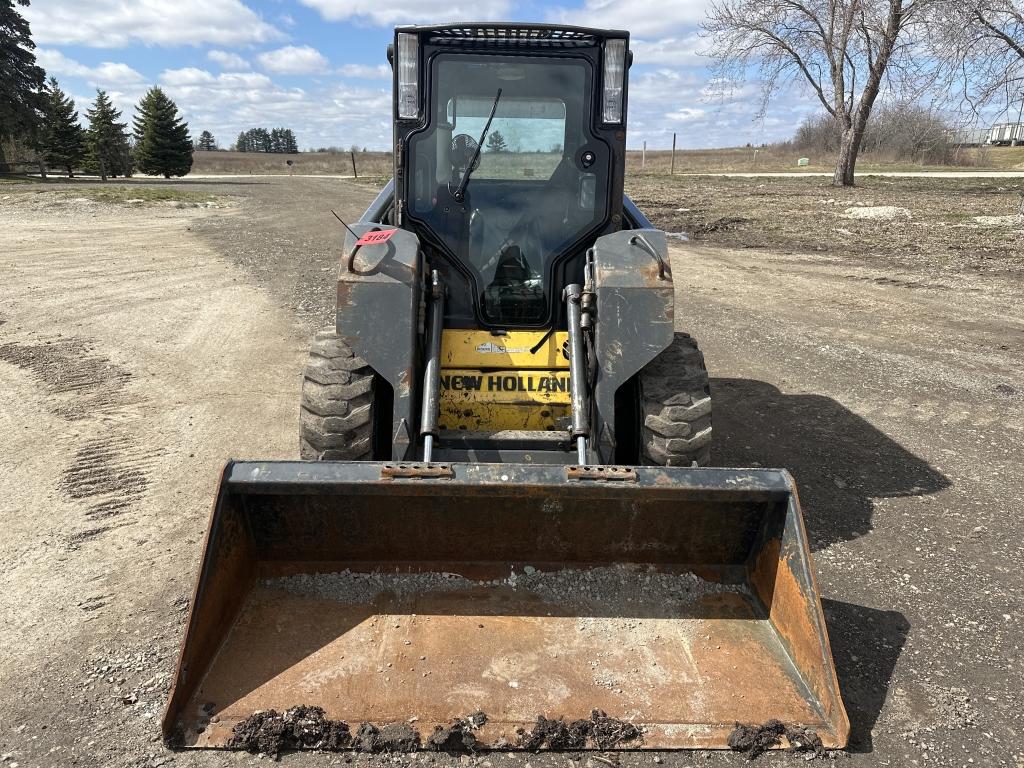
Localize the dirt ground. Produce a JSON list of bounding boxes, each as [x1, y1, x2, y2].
[[626, 175, 1024, 279], [0, 176, 1022, 768]]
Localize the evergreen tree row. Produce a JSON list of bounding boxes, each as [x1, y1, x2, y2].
[[30, 81, 195, 179], [234, 127, 299, 153], [37, 78, 133, 179], [32, 80, 192, 179]]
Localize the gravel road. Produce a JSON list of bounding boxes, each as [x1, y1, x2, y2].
[[0, 177, 1021, 768]]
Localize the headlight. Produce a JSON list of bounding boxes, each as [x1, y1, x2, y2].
[[602, 38, 626, 124], [397, 32, 420, 120]]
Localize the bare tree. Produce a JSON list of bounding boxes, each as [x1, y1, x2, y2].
[[931, 0, 1023, 115], [703, 0, 932, 185]]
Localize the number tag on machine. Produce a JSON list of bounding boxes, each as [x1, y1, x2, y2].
[[355, 229, 397, 246]]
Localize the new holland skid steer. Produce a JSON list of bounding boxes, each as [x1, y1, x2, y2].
[[164, 24, 849, 752]]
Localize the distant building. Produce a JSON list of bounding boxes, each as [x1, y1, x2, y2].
[[986, 123, 1024, 146]]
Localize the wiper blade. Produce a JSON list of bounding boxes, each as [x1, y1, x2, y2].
[[452, 87, 502, 202]]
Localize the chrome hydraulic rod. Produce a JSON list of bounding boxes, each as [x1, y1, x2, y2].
[[420, 270, 444, 462], [564, 283, 589, 465]]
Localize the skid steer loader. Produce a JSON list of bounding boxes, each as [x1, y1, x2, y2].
[[163, 24, 849, 752]]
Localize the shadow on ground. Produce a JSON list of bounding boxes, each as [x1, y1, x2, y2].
[[710, 377, 950, 550], [824, 599, 910, 753]]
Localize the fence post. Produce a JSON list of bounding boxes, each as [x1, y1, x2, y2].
[[350, 151, 358, 179], [642, 140, 646, 169], [670, 133, 676, 175]]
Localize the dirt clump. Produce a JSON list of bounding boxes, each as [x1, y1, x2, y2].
[[426, 712, 487, 752], [353, 721, 421, 752], [226, 707, 425, 757], [226, 705, 352, 757], [727, 719, 824, 760], [589, 709, 643, 748], [517, 710, 641, 750]]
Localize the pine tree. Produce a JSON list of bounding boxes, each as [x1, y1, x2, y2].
[[132, 86, 192, 178], [0, 0, 46, 172], [486, 130, 508, 153], [249, 127, 271, 152], [42, 77, 85, 176], [283, 128, 298, 154], [85, 89, 131, 180], [197, 130, 216, 151], [235, 131, 248, 152]]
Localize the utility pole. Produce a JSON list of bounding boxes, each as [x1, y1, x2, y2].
[[670, 133, 676, 175], [350, 151, 358, 178]]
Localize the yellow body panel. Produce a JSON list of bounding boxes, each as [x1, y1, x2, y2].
[[438, 369, 571, 431], [441, 329, 569, 370], [439, 330, 571, 431]]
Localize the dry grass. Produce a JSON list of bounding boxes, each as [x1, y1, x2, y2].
[[0, 183, 215, 204], [191, 150, 393, 176], [191, 145, 1024, 179], [625, 174, 1024, 278], [626, 145, 1024, 175]]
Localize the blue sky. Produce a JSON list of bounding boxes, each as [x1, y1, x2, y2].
[[25, 0, 825, 151]]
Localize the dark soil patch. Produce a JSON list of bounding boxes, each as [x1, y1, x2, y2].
[[353, 722, 421, 752], [426, 712, 488, 752], [226, 706, 352, 758], [225, 708, 491, 757], [727, 720, 824, 760], [517, 710, 641, 750]]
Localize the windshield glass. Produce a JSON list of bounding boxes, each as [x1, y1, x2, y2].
[[407, 54, 609, 326]]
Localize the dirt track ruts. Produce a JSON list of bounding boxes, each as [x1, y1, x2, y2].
[[0, 176, 1021, 768]]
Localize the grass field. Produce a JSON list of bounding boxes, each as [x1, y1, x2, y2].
[[190, 149, 393, 176], [625, 174, 1024, 277], [627, 145, 1024, 174], [186, 145, 1024, 177], [0, 183, 216, 205]]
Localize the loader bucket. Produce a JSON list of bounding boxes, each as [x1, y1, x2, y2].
[[163, 461, 849, 751]]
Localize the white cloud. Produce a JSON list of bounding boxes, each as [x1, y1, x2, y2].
[[546, 0, 712, 38], [35, 48, 147, 87], [338, 63, 391, 80], [665, 106, 707, 122], [631, 36, 707, 67], [25, 0, 281, 48], [258, 45, 330, 75], [151, 66, 392, 149], [160, 67, 218, 87], [298, 0, 510, 26], [208, 50, 251, 70]]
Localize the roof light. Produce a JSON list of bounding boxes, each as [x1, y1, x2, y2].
[[602, 38, 626, 124], [397, 33, 419, 120]]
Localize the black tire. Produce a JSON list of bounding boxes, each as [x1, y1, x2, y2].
[[299, 327, 375, 460], [638, 332, 713, 466]]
